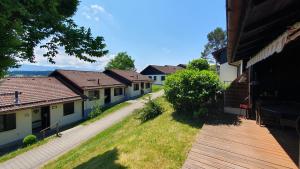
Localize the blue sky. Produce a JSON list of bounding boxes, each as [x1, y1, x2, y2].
[[16, 0, 226, 72]]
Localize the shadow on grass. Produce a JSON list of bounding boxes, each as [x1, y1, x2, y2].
[[205, 112, 242, 126], [172, 111, 241, 127], [74, 148, 127, 169], [172, 111, 204, 129]]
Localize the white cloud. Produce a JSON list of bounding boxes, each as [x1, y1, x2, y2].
[[90, 4, 105, 14], [82, 12, 91, 20], [24, 47, 114, 71], [81, 4, 112, 22]]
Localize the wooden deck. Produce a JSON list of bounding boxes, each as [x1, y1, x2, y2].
[[183, 118, 298, 169]]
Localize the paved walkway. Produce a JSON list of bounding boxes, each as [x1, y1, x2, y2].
[[182, 118, 298, 169], [0, 91, 164, 169]]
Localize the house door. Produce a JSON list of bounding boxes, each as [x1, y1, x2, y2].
[[105, 88, 111, 104], [141, 82, 145, 95], [41, 106, 50, 129]]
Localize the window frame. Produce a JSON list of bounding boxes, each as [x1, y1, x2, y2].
[[63, 102, 75, 116], [148, 76, 152, 79], [88, 90, 100, 101], [133, 83, 140, 91], [153, 76, 157, 80], [114, 88, 123, 96], [146, 83, 151, 89], [161, 76, 165, 81], [0, 114, 16, 132]]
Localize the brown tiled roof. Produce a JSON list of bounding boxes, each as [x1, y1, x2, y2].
[[53, 70, 126, 90], [0, 77, 81, 113], [107, 69, 151, 82], [149, 65, 183, 74]]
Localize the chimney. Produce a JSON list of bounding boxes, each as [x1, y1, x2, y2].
[[15, 91, 20, 105]]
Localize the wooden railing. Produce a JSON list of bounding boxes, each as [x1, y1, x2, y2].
[[40, 119, 62, 139]]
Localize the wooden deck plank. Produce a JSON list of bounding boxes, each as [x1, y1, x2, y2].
[[183, 118, 298, 169]]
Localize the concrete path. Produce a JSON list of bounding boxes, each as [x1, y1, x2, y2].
[[0, 91, 164, 169]]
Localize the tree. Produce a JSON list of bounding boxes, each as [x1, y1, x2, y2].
[[201, 27, 227, 63], [105, 52, 135, 70], [187, 58, 209, 71], [0, 0, 108, 77]]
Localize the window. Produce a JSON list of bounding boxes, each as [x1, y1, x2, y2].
[[63, 102, 74, 116], [161, 76, 165, 81], [153, 76, 157, 80], [146, 83, 150, 89], [148, 76, 152, 79], [114, 88, 123, 96], [134, 84, 139, 91], [0, 114, 16, 132], [88, 90, 100, 101]]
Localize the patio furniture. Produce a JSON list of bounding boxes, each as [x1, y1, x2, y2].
[[240, 103, 251, 119], [257, 103, 300, 127]]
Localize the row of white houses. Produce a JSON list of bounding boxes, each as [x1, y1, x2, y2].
[[0, 69, 152, 147]]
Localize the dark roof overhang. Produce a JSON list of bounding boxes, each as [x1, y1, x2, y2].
[[226, 0, 300, 63]]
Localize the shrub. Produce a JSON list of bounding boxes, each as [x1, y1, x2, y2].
[[138, 98, 163, 122], [193, 107, 208, 119], [23, 134, 37, 147], [164, 69, 222, 113], [187, 58, 209, 71], [88, 105, 103, 119]]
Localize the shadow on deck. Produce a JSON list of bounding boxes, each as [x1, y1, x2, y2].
[[182, 114, 298, 169]]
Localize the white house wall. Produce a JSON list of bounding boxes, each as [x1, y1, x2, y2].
[[83, 89, 105, 113], [0, 109, 32, 146], [50, 100, 82, 129], [219, 62, 238, 84], [111, 87, 126, 103], [127, 83, 141, 98], [126, 82, 151, 98], [147, 74, 166, 85]]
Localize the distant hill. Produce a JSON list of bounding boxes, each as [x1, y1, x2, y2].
[[8, 71, 52, 77]]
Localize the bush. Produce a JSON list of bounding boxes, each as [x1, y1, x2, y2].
[[164, 69, 221, 113], [23, 134, 37, 146], [138, 98, 163, 122], [88, 105, 103, 119], [187, 58, 209, 71], [193, 107, 208, 119]]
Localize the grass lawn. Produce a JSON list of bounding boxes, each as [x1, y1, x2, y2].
[[152, 84, 163, 93], [43, 97, 203, 169], [0, 136, 54, 163], [0, 101, 132, 163], [83, 102, 132, 125]]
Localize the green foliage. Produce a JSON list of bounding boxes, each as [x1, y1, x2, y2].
[[209, 64, 217, 72], [0, 0, 108, 77], [187, 58, 209, 71], [105, 52, 135, 70], [193, 107, 208, 119], [138, 98, 163, 122], [89, 105, 103, 119], [23, 135, 37, 147], [201, 27, 227, 63], [164, 69, 221, 113]]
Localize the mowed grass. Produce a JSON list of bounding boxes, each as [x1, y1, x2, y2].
[[43, 97, 203, 169], [83, 102, 132, 125], [0, 136, 54, 163], [0, 102, 132, 162], [152, 84, 163, 92]]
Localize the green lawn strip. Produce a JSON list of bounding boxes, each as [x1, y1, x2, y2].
[[152, 84, 163, 93], [43, 97, 203, 169], [0, 136, 54, 163], [0, 102, 132, 162], [82, 102, 132, 125]]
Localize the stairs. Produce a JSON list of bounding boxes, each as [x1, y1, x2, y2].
[[224, 72, 249, 109]]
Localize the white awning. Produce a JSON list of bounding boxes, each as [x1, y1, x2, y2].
[[246, 22, 300, 68]]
